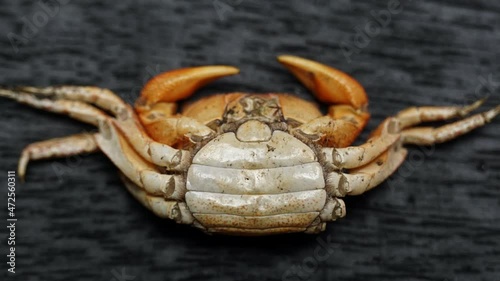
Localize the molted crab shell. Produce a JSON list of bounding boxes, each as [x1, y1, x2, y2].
[[1, 56, 497, 235]]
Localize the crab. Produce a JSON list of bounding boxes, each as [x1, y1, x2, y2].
[[1, 55, 498, 236]]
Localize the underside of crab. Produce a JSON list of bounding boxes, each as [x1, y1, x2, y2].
[[1, 55, 498, 235]]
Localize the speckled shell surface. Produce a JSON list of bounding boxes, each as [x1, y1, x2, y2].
[[185, 121, 327, 235]]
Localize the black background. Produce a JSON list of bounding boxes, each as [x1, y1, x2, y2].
[[1, 1, 499, 280]]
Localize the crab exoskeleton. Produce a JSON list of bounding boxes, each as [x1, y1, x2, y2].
[[1, 56, 498, 235]]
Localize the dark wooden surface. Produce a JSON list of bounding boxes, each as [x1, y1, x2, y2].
[[1, 1, 499, 280]]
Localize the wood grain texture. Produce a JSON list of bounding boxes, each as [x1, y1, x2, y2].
[[0, 1, 499, 280]]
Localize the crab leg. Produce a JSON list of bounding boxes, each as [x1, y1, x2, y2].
[[329, 103, 497, 196], [323, 99, 499, 168], [0, 87, 190, 169], [326, 103, 499, 196], [326, 146, 408, 196], [0, 89, 108, 125], [325, 115, 404, 197], [278, 55, 370, 147], [95, 119, 187, 201], [9, 86, 128, 116], [120, 173, 193, 224], [2, 85, 213, 149], [370, 99, 487, 137], [110, 112, 193, 170], [396, 99, 485, 129], [3, 86, 190, 207], [322, 118, 401, 169], [18, 133, 99, 181], [402, 105, 500, 145]]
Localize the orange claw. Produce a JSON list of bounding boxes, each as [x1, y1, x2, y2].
[[277, 55, 368, 109], [138, 65, 240, 107]]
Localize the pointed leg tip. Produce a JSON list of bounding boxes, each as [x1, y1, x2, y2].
[[17, 169, 26, 183], [479, 96, 488, 103], [490, 104, 500, 114], [472, 97, 487, 108], [460, 98, 487, 116], [482, 105, 500, 122], [493, 104, 500, 115], [18, 152, 30, 183]]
